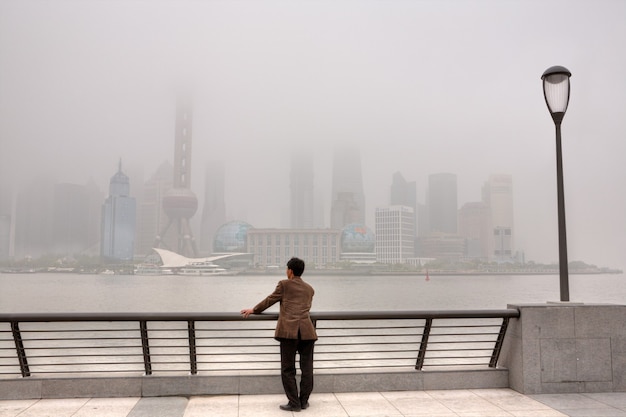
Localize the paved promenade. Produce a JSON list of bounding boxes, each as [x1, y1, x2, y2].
[[2, 390, 626, 417]]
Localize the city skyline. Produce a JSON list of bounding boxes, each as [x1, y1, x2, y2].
[[1, 1, 625, 269], [0, 157, 536, 264]]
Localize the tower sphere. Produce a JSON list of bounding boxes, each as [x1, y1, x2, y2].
[[162, 187, 198, 219]]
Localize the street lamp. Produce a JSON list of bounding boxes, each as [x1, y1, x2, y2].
[[542, 65, 572, 302]]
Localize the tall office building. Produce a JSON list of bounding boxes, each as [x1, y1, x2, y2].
[[482, 174, 514, 261], [101, 162, 136, 262], [390, 171, 418, 252], [52, 183, 92, 255], [427, 173, 457, 234], [14, 178, 54, 258], [375, 205, 415, 264], [199, 161, 226, 255], [155, 97, 199, 257], [290, 152, 315, 229], [137, 161, 173, 256], [330, 147, 365, 229], [458, 202, 491, 260]]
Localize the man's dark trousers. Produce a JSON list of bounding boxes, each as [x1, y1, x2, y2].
[[279, 337, 315, 407]]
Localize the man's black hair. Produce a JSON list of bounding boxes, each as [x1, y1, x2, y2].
[[287, 257, 305, 276]]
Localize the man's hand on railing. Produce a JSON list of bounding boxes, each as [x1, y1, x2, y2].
[[240, 308, 254, 318]]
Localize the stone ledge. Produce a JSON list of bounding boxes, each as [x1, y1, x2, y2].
[[0, 368, 509, 400]]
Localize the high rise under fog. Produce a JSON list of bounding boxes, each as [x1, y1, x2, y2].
[[482, 174, 515, 261], [101, 162, 136, 262], [199, 161, 226, 255], [427, 173, 458, 235], [330, 147, 365, 229], [290, 152, 315, 229]]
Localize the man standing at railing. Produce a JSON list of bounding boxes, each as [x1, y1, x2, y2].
[[241, 257, 317, 412]]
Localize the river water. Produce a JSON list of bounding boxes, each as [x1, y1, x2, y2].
[[1, 272, 624, 314]]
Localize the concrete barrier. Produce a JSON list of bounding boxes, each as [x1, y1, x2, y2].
[[499, 303, 626, 394], [0, 368, 509, 400]]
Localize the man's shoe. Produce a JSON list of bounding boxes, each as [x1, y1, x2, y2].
[[301, 401, 309, 409], [279, 403, 301, 412]]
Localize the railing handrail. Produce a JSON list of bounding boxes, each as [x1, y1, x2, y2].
[[0, 309, 520, 322], [1, 309, 520, 378]]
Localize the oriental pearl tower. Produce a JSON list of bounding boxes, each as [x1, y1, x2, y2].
[[154, 97, 199, 257]]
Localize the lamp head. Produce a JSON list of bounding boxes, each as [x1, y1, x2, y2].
[[542, 66, 571, 124]]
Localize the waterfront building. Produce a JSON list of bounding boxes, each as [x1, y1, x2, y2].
[[427, 173, 457, 234], [247, 228, 341, 269], [417, 232, 466, 260], [52, 183, 94, 255], [339, 223, 376, 264], [375, 205, 415, 264], [482, 174, 514, 262], [13, 178, 54, 258], [101, 162, 136, 262], [330, 147, 365, 229], [458, 202, 492, 260], [199, 161, 226, 255], [390, 171, 418, 254], [290, 151, 315, 229], [136, 161, 173, 256]]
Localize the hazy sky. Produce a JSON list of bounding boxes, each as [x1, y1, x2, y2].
[[1, 0, 625, 269]]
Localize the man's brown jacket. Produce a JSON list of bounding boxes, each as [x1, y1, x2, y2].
[[253, 277, 317, 341]]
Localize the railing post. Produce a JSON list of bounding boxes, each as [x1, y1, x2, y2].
[[11, 322, 30, 377], [188, 320, 198, 375], [489, 317, 509, 368], [416, 318, 432, 370], [139, 321, 152, 375]]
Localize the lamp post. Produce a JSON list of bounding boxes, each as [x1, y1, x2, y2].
[[542, 65, 572, 302]]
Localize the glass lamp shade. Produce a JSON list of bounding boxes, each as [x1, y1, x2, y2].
[[542, 66, 571, 117]]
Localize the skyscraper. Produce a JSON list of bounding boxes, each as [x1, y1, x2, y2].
[[375, 205, 415, 264], [427, 173, 457, 234], [482, 174, 514, 261], [52, 183, 92, 255], [390, 171, 418, 252], [290, 151, 314, 229], [137, 161, 173, 256], [101, 162, 136, 262], [199, 161, 226, 255], [14, 177, 54, 258], [155, 97, 199, 257], [458, 202, 491, 260], [330, 147, 365, 229]]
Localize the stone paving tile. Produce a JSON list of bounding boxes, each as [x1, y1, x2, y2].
[[507, 411, 568, 417], [381, 391, 458, 416], [72, 397, 140, 417], [184, 396, 239, 417], [530, 393, 626, 417], [302, 393, 349, 417], [427, 390, 506, 415], [126, 397, 187, 417], [238, 393, 293, 417], [334, 391, 403, 416], [584, 393, 626, 409], [472, 389, 556, 412], [13, 398, 89, 417], [556, 409, 626, 417], [0, 399, 38, 417]]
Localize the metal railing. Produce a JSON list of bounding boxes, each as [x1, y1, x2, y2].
[[0, 309, 519, 378]]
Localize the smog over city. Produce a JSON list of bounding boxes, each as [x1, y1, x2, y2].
[[1, 0, 625, 270]]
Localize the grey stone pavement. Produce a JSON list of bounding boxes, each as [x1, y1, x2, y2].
[[2, 390, 626, 417]]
